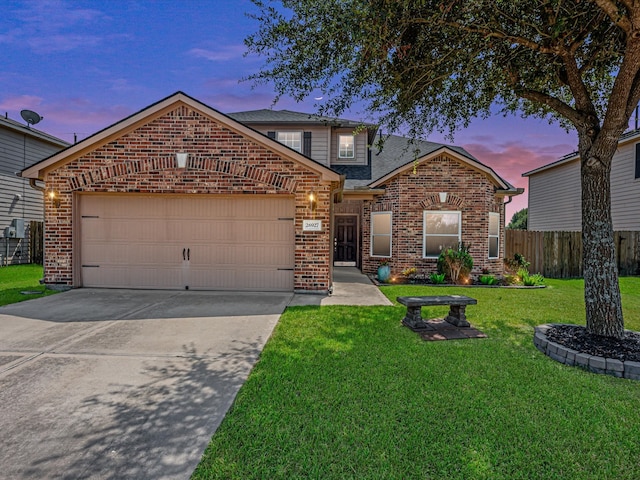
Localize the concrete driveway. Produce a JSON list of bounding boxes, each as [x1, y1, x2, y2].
[[0, 289, 291, 480]]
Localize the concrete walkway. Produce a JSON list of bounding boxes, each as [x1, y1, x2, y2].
[[289, 267, 392, 306], [0, 269, 389, 479], [0, 290, 290, 480]]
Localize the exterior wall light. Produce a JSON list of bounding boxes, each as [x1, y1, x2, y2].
[[308, 192, 317, 215], [48, 189, 61, 208]]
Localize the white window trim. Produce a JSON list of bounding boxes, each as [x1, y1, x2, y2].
[[371, 211, 392, 258], [423, 210, 461, 258], [276, 131, 303, 152], [488, 212, 500, 259], [338, 134, 355, 158]]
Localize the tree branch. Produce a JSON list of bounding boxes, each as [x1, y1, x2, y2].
[[561, 53, 599, 118], [602, 37, 640, 134], [592, 0, 632, 32], [519, 88, 583, 126], [431, 20, 558, 55]]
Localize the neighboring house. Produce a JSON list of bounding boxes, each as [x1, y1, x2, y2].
[[22, 92, 521, 292], [231, 109, 522, 279], [523, 130, 640, 231], [0, 115, 69, 266]]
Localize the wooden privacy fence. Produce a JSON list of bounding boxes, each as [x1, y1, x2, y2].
[[29, 221, 44, 264], [505, 230, 640, 278]]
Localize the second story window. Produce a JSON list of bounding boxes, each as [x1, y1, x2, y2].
[[277, 131, 302, 152], [338, 134, 355, 158]]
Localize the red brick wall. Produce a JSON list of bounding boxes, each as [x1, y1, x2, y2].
[[43, 105, 336, 291], [361, 154, 505, 279]]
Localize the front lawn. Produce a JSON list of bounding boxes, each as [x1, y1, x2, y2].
[[0, 264, 57, 306], [193, 278, 640, 479]]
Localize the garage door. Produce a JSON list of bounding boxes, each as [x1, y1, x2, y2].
[[79, 195, 295, 291]]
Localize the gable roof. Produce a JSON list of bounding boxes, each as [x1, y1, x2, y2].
[[344, 134, 518, 193], [522, 128, 640, 177], [228, 109, 378, 144], [21, 92, 342, 182], [0, 116, 69, 148]]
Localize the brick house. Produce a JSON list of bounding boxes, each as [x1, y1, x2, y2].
[[21, 92, 342, 292], [22, 92, 521, 292], [230, 110, 522, 280]]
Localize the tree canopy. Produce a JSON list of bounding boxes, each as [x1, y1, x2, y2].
[[247, 1, 637, 139], [246, 0, 640, 338], [507, 208, 528, 230]]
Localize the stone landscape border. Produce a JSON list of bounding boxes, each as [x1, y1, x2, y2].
[[534, 324, 640, 380]]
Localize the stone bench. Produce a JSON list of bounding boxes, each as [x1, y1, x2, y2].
[[397, 295, 478, 329]]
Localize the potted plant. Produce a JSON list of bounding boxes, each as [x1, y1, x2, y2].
[[377, 259, 391, 282]]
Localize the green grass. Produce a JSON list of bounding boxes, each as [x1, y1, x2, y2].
[[193, 278, 640, 480], [0, 264, 57, 306]]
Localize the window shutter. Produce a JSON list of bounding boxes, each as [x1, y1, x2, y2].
[[636, 143, 640, 179], [303, 132, 312, 156], [267, 131, 276, 140]]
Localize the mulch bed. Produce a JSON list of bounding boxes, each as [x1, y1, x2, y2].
[[406, 319, 487, 341], [546, 324, 640, 362]]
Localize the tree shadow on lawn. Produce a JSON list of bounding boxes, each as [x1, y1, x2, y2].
[[20, 341, 262, 480]]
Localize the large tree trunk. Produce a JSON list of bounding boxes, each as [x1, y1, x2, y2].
[[580, 142, 624, 339]]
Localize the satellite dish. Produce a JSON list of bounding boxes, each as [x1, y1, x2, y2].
[[20, 109, 43, 126]]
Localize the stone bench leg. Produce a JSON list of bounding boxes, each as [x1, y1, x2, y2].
[[445, 305, 470, 327], [402, 306, 429, 330]]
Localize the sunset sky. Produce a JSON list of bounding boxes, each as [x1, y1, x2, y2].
[[0, 0, 598, 221]]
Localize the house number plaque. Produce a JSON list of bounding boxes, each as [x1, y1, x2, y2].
[[303, 220, 322, 231]]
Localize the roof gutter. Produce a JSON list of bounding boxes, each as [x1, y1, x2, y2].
[[29, 178, 46, 193]]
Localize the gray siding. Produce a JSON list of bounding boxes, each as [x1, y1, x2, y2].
[[528, 160, 582, 231], [610, 141, 640, 230], [528, 139, 640, 231], [0, 127, 64, 175], [1, 119, 67, 264], [0, 173, 44, 223], [330, 128, 368, 166], [246, 123, 331, 165]]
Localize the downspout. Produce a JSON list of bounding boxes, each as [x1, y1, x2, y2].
[[28, 178, 46, 193]]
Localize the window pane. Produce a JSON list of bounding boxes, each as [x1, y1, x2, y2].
[[339, 135, 354, 158], [489, 237, 499, 258], [372, 236, 391, 256], [372, 213, 391, 235], [489, 213, 499, 235], [426, 213, 459, 234], [276, 132, 302, 152], [425, 236, 458, 257]]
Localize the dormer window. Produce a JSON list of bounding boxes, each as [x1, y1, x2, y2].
[[338, 134, 355, 158], [276, 131, 302, 152]]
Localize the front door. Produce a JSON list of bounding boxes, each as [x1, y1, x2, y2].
[[334, 215, 358, 266]]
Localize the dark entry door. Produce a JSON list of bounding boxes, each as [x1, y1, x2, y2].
[[335, 216, 358, 264]]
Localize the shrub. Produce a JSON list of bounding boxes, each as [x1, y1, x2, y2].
[[479, 275, 498, 285], [505, 253, 530, 274], [437, 243, 473, 285], [519, 269, 545, 286], [402, 267, 417, 277], [429, 272, 446, 284]]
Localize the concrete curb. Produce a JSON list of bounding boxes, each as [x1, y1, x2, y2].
[[534, 324, 640, 380]]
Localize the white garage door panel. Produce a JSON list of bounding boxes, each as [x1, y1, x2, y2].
[[79, 195, 295, 291]]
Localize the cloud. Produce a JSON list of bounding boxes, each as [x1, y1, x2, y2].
[[4, 0, 126, 53], [14, 0, 106, 31], [188, 44, 248, 62], [462, 141, 575, 221], [0, 95, 44, 111]]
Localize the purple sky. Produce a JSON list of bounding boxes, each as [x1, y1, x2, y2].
[[1, 0, 589, 221]]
